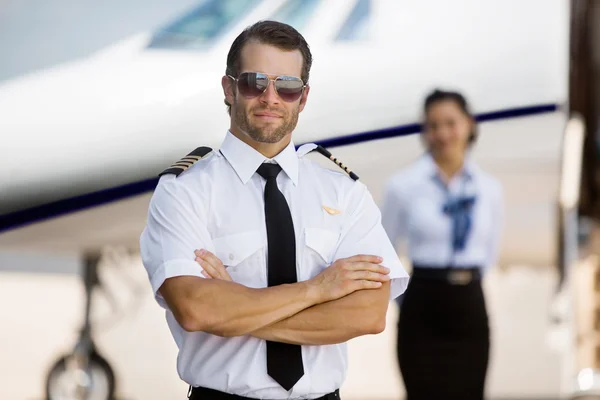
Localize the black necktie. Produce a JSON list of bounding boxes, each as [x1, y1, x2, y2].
[[256, 163, 304, 391]]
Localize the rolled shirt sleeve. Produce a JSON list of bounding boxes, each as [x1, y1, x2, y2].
[[333, 181, 410, 300], [139, 175, 213, 309]]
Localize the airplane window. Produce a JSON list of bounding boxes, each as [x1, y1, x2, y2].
[[269, 0, 322, 32], [148, 0, 260, 50], [335, 0, 370, 41]]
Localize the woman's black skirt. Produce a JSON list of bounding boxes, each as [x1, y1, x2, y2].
[[397, 266, 490, 400]]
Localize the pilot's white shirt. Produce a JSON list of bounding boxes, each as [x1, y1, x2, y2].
[[381, 152, 504, 271], [139, 131, 409, 399]]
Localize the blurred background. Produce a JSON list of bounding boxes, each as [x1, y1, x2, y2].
[[1, 0, 599, 399]]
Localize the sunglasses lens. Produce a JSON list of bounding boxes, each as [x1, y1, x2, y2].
[[236, 72, 304, 102], [274, 78, 304, 102], [237, 72, 268, 98]]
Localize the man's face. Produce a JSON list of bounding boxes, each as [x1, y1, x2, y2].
[[223, 41, 309, 144]]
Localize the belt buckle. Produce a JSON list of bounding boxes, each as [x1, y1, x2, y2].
[[448, 270, 472, 285]]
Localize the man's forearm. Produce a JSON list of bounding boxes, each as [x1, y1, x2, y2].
[[250, 282, 390, 345], [160, 276, 320, 337]]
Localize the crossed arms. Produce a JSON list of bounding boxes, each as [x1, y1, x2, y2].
[[143, 178, 402, 346], [160, 252, 391, 345]]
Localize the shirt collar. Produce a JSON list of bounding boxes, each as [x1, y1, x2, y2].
[[420, 151, 475, 182], [219, 130, 299, 185]]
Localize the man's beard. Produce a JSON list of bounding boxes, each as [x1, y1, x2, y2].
[[235, 102, 300, 144]]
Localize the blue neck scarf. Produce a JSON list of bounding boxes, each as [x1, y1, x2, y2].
[[442, 195, 477, 252]]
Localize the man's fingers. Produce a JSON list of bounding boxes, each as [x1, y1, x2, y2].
[[342, 254, 383, 264], [198, 258, 232, 281], [194, 249, 232, 281], [345, 262, 390, 275], [347, 270, 391, 282], [201, 270, 212, 279], [222, 271, 233, 281], [358, 280, 383, 289], [347, 280, 383, 292], [196, 249, 225, 268], [195, 255, 220, 278]]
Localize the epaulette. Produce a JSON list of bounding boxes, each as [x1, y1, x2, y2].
[[159, 146, 213, 177], [297, 143, 359, 181]]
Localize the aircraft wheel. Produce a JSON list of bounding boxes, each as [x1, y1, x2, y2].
[[45, 352, 116, 400]]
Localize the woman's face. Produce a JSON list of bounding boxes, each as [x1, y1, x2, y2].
[[423, 100, 473, 160]]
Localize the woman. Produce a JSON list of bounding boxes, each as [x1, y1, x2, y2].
[[381, 89, 504, 399]]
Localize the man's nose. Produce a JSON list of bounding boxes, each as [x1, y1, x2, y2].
[[259, 80, 280, 105]]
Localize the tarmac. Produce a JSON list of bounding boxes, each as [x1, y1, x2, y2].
[[0, 260, 565, 400]]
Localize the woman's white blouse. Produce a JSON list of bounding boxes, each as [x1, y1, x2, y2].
[[381, 153, 504, 272]]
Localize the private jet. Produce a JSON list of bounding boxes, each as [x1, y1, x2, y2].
[[2, 0, 596, 398]]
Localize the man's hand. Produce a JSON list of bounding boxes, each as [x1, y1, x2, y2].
[[194, 250, 389, 303], [194, 249, 232, 281], [306, 255, 390, 303]]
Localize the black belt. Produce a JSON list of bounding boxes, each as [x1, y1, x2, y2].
[[188, 386, 340, 400], [411, 265, 482, 285]]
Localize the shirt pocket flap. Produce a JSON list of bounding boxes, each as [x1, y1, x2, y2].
[[213, 231, 264, 267], [305, 228, 340, 264]]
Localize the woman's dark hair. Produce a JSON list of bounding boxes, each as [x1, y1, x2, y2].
[[423, 89, 477, 145]]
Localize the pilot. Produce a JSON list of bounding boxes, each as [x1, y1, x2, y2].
[[139, 20, 409, 400], [381, 89, 504, 399]]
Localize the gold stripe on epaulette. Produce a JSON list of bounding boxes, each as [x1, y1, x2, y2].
[[171, 161, 194, 168], [312, 145, 358, 180], [159, 146, 214, 178], [329, 155, 352, 174]]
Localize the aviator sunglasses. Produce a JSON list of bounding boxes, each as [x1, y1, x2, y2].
[[228, 72, 306, 102]]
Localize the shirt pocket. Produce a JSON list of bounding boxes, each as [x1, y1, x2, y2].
[[304, 228, 340, 278], [213, 231, 265, 287]]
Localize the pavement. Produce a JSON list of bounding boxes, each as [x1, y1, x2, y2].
[[0, 261, 565, 400]]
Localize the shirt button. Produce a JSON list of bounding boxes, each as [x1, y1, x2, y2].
[[229, 254, 235, 261]]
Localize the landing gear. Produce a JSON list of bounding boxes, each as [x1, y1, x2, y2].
[[44, 252, 117, 400], [45, 351, 115, 400]]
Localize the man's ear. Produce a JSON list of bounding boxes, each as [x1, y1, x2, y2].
[[299, 85, 310, 113], [222, 75, 235, 106]]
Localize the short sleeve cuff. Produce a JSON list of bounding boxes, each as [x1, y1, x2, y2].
[[150, 259, 205, 309], [385, 258, 410, 300]]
